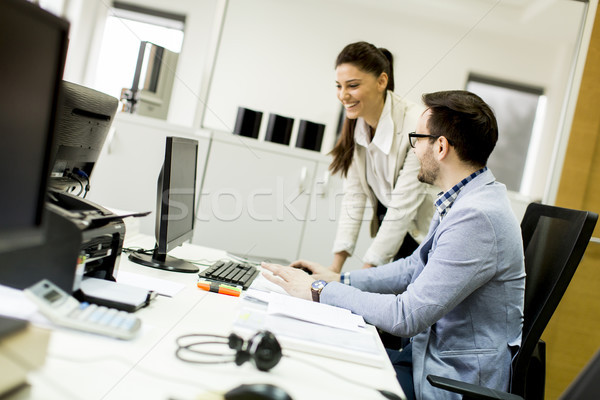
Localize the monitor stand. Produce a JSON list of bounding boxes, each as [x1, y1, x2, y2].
[[128, 250, 199, 273]]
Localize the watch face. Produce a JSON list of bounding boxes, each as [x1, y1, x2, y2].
[[311, 280, 326, 290]]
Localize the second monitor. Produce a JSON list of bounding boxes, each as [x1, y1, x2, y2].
[[129, 136, 199, 273]]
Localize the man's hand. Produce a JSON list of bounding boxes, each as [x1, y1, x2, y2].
[[289, 259, 340, 282], [362, 263, 375, 269], [261, 262, 315, 301]]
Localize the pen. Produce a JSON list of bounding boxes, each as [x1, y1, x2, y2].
[[197, 279, 242, 297]]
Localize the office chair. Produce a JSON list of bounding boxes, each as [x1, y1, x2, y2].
[[427, 202, 598, 400]]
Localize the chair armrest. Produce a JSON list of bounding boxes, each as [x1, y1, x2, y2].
[[426, 375, 524, 400]]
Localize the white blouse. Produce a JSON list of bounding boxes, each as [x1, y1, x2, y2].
[[353, 95, 394, 208]]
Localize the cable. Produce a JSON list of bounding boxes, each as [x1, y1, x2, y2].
[[68, 173, 84, 196], [122, 246, 155, 255], [190, 261, 214, 267], [174, 332, 401, 399], [47, 333, 399, 399], [281, 353, 403, 400], [49, 352, 224, 394], [225, 253, 260, 266], [175, 334, 238, 364], [73, 169, 90, 198]]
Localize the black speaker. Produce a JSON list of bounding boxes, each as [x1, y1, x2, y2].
[[176, 330, 283, 372], [265, 114, 294, 145], [233, 107, 263, 139], [296, 120, 325, 152]]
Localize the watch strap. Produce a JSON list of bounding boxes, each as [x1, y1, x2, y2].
[[311, 280, 326, 302]]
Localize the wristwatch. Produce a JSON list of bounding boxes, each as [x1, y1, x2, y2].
[[311, 280, 327, 302]]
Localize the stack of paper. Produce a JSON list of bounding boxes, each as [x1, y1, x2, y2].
[[235, 289, 384, 368]]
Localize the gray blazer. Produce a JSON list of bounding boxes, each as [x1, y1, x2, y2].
[[321, 169, 525, 400]]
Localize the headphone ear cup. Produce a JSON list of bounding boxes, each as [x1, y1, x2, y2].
[[250, 331, 282, 372], [228, 333, 244, 351], [234, 349, 251, 366]]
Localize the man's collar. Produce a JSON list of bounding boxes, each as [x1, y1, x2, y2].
[[435, 166, 488, 219]]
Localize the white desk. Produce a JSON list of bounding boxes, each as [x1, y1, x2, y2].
[[11, 235, 404, 400]]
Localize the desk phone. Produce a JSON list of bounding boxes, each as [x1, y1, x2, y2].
[[25, 279, 141, 340]]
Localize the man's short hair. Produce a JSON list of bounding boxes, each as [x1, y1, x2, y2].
[[423, 90, 498, 168]]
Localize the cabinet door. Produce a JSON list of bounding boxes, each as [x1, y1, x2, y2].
[[297, 161, 373, 271], [192, 138, 316, 262], [88, 115, 210, 236]]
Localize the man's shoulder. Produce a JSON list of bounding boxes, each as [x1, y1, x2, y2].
[[453, 182, 519, 228]]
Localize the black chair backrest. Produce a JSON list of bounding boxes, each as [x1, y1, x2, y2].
[[512, 203, 597, 396]]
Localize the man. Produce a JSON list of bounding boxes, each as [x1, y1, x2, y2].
[[262, 90, 525, 400]]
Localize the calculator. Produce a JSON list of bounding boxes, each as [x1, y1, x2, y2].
[[24, 279, 141, 340]]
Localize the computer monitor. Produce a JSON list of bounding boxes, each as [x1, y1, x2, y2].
[[48, 80, 118, 197], [0, 0, 69, 253], [129, 136, 199, 273]]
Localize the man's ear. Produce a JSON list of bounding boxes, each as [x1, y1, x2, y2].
[[435, 136, 451, 161]]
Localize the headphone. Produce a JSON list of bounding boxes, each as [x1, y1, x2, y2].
[[175, 330, 282, 372]]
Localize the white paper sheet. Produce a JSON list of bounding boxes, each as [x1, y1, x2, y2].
[[267, 292, 364, 332]]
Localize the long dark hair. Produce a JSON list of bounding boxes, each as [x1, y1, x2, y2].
[[329, 42, 395, 177]]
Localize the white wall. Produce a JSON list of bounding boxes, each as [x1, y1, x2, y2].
[[59, 0, 586, 202], [203, 0, 585, 200]]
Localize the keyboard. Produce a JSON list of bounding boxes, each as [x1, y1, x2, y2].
[[198, 260, 259, 290]]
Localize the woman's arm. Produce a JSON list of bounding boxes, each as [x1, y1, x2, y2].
[[330, 251, 349, 273]]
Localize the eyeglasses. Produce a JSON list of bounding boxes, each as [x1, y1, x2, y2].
[[408, 132, 454, 148]]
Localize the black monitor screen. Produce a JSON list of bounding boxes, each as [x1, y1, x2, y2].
[[48, 80, 118, 196], [158, 137, 198, 250], [0, 0, 69, 252], [129, 136, 199, 273]]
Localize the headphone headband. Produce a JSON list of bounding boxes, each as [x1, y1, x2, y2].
[[175, 330, 282, 372]]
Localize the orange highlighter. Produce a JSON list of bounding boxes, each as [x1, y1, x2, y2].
[[197, 279, 242, 297]]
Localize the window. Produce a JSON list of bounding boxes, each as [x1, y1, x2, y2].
[[93, 3, 185, 104], [466, 74, 546, 193]]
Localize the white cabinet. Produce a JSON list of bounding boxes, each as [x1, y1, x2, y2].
[[87, 113, 211, 236], [88, 117, 375, 268], [192, 133, 318, 262]]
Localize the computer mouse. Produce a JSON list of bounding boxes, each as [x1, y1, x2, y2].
[[298, 267, 313, 275], [224, 383, 293, 400]]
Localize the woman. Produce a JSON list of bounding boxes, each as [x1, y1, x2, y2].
[[329, 41, 434, 272]]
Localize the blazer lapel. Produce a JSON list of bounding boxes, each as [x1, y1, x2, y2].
[[388, 93, 407, 185]]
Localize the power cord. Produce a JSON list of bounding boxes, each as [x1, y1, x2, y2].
[[67, 173, 84, 196], [281, 353, 403, 400], [73, 169, 90, 198], [122, 246, 154, 255], [49, 352, 223, 395], [48, 334, 401, 399], [173, 330, 402, 399]]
